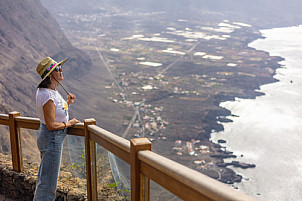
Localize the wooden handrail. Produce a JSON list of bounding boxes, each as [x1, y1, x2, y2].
[[0, 114, 9, 125], [0, 112, 261, 201], [13, 115, 85, 136], [15, 116, 40, 130], [67, 123, 85, 136], [138, 150, 257, 201], [88, 125, 130, 163]]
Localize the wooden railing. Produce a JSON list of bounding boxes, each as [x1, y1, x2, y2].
[[0, 112, 260, 201]]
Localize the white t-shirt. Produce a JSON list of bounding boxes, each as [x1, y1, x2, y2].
[[36, 88, 69, 124]]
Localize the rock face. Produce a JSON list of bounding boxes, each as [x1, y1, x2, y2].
[[0, 0, 91, 116], [0, 0, 92, 160]]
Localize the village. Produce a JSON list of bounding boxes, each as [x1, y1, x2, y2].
[[55, 10, 277, 182]]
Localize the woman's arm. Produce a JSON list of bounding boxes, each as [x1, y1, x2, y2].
[[43, 100, 80, 130]]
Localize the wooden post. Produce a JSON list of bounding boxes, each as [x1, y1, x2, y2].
[[9, 111, 23, 172], [84, 118, 97, 201], [130, 138, 151, 201]]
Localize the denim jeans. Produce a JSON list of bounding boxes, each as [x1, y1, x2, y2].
[[33, 123, 67, 201]]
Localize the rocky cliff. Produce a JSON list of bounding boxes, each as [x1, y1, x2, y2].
[[0, 0, 92, 115], [0, 0, 92, 157]]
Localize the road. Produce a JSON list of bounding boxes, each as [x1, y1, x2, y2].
[[91, 35, 201, 139], [159, 40, 202, 75], [92, 38, 143, 139]]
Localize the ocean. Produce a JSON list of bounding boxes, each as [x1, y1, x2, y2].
[[211, 25, 302, 201]]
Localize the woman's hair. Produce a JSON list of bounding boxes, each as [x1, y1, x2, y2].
[[37, 76, 51, 88]]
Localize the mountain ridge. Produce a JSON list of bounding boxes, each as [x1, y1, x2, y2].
[[0, 0, 92, 116], [42, 0, 302, 27], [0, 0, 93, 159]]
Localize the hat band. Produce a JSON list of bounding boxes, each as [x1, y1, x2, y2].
[[41, 62, 57, 79]]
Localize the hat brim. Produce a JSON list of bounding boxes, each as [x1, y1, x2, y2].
[[58, 58, 68, 67], [39, 58, 68, 82]]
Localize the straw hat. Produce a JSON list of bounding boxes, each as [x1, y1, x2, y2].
[[36, 57, 68, 80]]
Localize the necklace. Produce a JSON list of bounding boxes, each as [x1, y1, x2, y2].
[[48, 86, 56, 91]]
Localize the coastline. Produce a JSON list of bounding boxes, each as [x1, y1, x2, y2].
[[200, 31, 285, 184], [48, 10, 291, 187], [210, 25, 302, 200], [152, 42, 285, 186]]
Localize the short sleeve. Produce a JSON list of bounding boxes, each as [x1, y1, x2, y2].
[[39, 90, 55, 107]]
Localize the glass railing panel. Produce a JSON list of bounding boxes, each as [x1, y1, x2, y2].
[[150, 179, 182, 201], [0, 124, 11, 164], [96, 143, 130, 201], [20, 128, 40, 164], [64, 134, 87, 193]]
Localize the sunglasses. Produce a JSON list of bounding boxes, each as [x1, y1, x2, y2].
[[54, 65, 62, 72]]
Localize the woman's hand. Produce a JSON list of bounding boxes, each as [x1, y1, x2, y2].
[[67, 118, 81, 127], [67, 93, 76, 105]]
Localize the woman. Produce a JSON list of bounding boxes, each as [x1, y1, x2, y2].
[[34, 57, 80, 201]]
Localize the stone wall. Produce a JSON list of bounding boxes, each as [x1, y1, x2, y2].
[[0, 153, 87, 201], [0, 164, 36, 201], [0, 165, 88, 201]]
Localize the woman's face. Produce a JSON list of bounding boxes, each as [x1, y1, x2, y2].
[[50, 65, 64, 82]]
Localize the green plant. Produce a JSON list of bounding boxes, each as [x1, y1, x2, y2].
[[105, 182, 131, 200], [71, 151, 130, 200], [71, 150, 87, 177], [105, 181, 118, 189], [70, 150, 103, 178]]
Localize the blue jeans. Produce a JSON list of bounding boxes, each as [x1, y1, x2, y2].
[[33, 123, 67, 201]]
